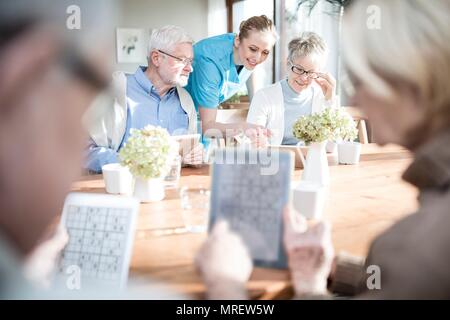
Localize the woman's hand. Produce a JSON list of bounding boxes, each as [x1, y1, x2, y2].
[[242, 124, 272, 148], [23, 226, 69, 288], [315, 72, 336, 102], [245, 127, 270, 148], [283, 207, 334, 296], [195, 221, 253, 299], [232, 123, 271, 149], [198, 107, 271, 148]]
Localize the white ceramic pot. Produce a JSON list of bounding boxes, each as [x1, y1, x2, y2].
[[302, 141, 329, 186], [338, 141, 362, 165], [133, 177, 165, 202]]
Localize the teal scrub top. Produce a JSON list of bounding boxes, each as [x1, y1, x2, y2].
[[186, 33, 253, 110]]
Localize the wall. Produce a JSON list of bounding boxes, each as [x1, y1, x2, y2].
[[115, 0, 208, 72]]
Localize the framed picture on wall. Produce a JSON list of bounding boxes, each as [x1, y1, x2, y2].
[[116, 28, 147, 63]]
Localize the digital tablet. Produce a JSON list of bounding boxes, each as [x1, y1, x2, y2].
[[209, 148, 293, 269], [267, 145, 307, 169], [57, 193, 139, 289]]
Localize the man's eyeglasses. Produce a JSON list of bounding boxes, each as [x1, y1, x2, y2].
[[289, 62, 322, 79], [60, 47, 110, 91], [157, 49, 194, 66], [0, 18, 109, 92]]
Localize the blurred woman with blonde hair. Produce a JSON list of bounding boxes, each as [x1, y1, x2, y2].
[[279, 0, 450, 299]]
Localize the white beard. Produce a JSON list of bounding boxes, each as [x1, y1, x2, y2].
[[176, 76, 189, 87], [160, 71, 188, 88]]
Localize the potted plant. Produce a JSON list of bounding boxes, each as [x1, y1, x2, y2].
[[293, 108, 337, 186], [335, 112, 361, 164], [293, 107, 357, 185], [220, 91, 249, 110], [288, 0, 351, 97], [119, 125, 178, 202]]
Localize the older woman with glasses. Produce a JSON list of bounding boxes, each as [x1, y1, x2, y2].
[[247, 32, 336, 145]]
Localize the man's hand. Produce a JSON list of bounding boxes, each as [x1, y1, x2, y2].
[[283, 207, 334, 296], [195, 221, 253, 299], [315, 72, 336, 102], [182, 143, 205, 165]]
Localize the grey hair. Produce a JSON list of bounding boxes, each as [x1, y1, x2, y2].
[[343, 0, 450, 132], [288, 32, 328, 63], [148, 25, 193, 58]]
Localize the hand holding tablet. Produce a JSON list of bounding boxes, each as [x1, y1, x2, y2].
[[208, 148, 293, 269]]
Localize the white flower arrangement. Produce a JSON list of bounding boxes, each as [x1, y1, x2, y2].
[[335, 110, 358, 142], [292, 107, 358, 144], [119, 125, 178, 179]]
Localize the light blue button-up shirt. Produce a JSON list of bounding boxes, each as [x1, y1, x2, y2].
[[185, 33, 253, 110], [85, 67, 189, 173]]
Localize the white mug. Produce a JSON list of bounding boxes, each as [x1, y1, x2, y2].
[[102, 163, 133, 195], [292, 181, 327, 220]]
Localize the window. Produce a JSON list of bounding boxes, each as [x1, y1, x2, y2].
[[222, 0, 345, 104], [226, 0, 275, 99], [276, 0, 344, 104]]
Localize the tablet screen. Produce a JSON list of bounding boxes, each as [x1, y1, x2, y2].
[[209, 148, 293, 269]]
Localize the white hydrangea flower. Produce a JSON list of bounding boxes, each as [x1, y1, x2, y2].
[[292, 108, 358, 144], [119, 125, 178, 179]]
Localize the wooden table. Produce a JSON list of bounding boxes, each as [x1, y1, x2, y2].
[[71, 144, 417, 299]]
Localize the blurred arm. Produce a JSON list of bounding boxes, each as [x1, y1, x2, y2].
[[84, 138, 119, 173]]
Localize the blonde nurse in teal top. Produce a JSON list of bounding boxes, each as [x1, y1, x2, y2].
[[186, 15, 278, 143]]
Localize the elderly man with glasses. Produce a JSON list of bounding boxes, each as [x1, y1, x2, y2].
[[246, 31, 337, 146], [85, 25, 203, 173]]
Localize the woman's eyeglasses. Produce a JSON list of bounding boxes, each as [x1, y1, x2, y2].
[[289, 62, 322, 79]]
